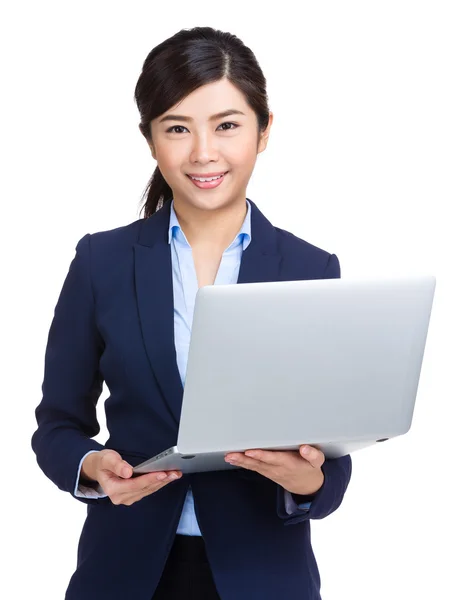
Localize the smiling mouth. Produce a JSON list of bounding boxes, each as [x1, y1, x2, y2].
[[186, 171, 229, 181]]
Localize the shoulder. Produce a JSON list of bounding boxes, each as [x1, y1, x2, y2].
[[72, 218, 145, 281], [274, 225, 331, 260], [272, 225, 339, 278], [75, 217, 144, 255]]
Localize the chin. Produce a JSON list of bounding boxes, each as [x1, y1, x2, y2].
[[179, 193, 236, 209]]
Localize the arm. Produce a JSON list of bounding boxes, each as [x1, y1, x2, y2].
[[31, 233, 108, 506], [277, 455, 352, 524], [277, 252, 352, 523]]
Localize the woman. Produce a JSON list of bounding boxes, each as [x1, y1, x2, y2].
[[31, 26, 352, 600]]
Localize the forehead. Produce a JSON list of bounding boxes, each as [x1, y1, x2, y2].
[[158, 79, 251, 121]]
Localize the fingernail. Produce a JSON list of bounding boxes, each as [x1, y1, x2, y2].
[[301, 446, 311, 456], [123, 467, 132, 477], [157, 473, 168, 480], [169, 473, 178, 480]]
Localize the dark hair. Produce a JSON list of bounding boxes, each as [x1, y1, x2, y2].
[[134, 26, 270, 219]]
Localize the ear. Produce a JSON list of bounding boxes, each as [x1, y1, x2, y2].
[[140, 125, 157, 160], [147, 140, 156, 160], [257, 111, 274, 154]]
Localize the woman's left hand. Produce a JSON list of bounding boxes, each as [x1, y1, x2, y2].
[[224, 445, 325, 496]]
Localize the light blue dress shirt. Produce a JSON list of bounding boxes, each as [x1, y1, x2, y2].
[[74, 198, 312, 532]]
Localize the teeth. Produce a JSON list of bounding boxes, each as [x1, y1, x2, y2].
[[190, 174, 223, 182]]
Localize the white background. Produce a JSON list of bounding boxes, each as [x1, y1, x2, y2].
[[1, 1, 468, 598]]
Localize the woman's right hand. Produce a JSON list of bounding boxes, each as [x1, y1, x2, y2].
[[80, 449, 183, 506]]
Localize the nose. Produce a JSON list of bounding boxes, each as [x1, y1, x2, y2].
[[190, 131, 219, 164]]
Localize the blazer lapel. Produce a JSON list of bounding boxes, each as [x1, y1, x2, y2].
[[134, 198, 282, 427], [237, 199, 282, 286]]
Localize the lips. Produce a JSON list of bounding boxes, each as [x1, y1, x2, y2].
[[187, 171, 228, 178], [187, 171, 228, 189], [187, 171, 228, 179]]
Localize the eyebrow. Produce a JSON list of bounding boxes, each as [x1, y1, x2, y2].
[[158, 109, 246, 124]]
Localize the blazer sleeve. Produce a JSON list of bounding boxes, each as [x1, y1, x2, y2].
[[276, 252, 353, 524], [31, 233, 107, 505]]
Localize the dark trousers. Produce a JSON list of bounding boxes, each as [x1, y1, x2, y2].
[[152, 534, 222, 599]]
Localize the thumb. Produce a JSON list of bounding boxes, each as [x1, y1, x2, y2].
[[119, 461, 133, 478], [103, 451, 133, 478], [300, 445, 323, 467]]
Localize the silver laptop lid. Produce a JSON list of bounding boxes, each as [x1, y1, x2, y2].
[[177, 276, 436, 454]]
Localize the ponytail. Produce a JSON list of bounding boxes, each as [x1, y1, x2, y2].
[[139, 164, 173, 219]]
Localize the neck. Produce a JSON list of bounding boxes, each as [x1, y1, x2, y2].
[[172, 196, 248, 250]]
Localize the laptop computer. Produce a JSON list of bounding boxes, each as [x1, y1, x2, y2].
[[133, 275, 436, 476]]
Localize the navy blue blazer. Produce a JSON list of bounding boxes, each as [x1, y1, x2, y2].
[[31, 198, 352, 600]]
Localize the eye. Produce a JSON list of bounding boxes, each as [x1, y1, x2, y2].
[[165, 122, 239, 134], [166, 125, 188, 134], [219, 122, 238, 131]]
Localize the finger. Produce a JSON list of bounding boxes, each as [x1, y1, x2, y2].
[[109, 470, 182, 495], [299, 445, 325, 468], [224, 454, 268, 474], [106, 471, 163, 494], [225, 450, 293, 467], [116, 476, 169, 504], [118, 471, 182, 502], [120, 475, 170, 500], [242, 449, 293, 466], [105, 472, 173, 494]]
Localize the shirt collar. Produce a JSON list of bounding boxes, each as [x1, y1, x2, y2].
[[168, 198, 252, 251]]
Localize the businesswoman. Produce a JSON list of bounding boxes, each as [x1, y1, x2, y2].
[[31, 26, 352, 600]]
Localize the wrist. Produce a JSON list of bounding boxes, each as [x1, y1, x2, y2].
[[80, 452, 101, 483], [292, 491, 316, 504]]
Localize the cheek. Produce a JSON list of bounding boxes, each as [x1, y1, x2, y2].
[[155, 145, 182, 171], [224, 141, 258, 170]]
